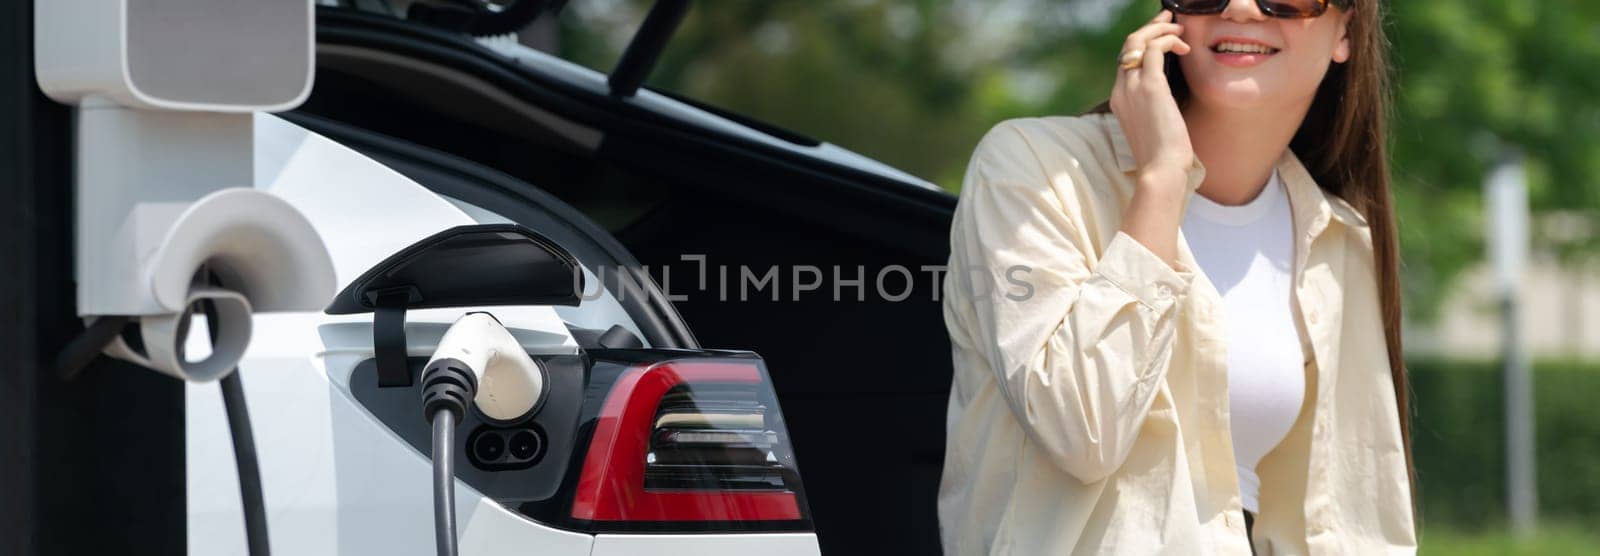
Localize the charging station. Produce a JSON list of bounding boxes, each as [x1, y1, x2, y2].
[[26, 1, 331, 553]]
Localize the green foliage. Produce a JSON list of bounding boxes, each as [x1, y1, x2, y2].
[[1409, 358, 1600, 530], [556, 1, 1600, 323], [1386, 1, 1600, 320], [559, 1, 995, 187]]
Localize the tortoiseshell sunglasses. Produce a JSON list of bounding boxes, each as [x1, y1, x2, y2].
[[1160, 0, 1352, 19]]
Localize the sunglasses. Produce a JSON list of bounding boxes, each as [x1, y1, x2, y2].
[[1160, 0, 1352, 19]]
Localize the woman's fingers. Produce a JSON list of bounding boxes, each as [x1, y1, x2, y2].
[[1140, 34, 1192, 79], [1122, 9, 1177, 51], [1123, 22, 1183, 55], [1112, 9, 1185, 113]]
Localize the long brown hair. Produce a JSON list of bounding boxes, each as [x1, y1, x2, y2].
[[1084, 0, 1415, 520]]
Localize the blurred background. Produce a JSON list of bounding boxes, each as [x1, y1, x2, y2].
[[532, 0, 1596, 552]]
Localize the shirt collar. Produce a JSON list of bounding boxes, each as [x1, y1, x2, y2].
[[1102, 112, 1368, 234]]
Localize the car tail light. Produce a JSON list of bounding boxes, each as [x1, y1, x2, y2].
[[570, 358, 809, 526]]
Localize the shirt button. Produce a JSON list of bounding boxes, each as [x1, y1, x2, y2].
[[1307, 307, 1320, 324], [1156, 284, 1173, 298]]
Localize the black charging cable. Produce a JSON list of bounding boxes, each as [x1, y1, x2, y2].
[[55, 315, 131, 381], [54, 279, 271, 556], [201, 291, 271, 556], [421, 358, 477, 556]]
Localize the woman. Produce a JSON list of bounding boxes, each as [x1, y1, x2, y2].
[[937, 1, 1415, 554]]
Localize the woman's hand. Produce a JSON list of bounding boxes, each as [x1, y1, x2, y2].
[[1109, 9, 1195, 190], [1108, 9, 1196, 268]]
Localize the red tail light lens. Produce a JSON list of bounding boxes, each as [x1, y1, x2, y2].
[[570, 359, 807, 524]]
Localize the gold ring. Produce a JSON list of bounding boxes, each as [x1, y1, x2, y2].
[[1119, 49, 1144, 70]]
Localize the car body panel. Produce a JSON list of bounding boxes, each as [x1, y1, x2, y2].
[[591, 533, 822, 556]]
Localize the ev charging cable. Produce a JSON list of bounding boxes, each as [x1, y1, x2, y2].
[[420, 312, 546, 556], [56, 271, 272, 556]]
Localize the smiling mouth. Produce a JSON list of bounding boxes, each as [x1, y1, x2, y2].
[[1210, 42, 1281, 55]]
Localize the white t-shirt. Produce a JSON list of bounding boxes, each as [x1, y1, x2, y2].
[[1179, 168, 1306, 514]]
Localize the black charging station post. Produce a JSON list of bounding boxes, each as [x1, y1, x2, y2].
[[2, 3, 188, 553]]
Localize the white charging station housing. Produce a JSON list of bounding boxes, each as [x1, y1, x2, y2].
[[37, 0, 330, 381], [35, 0, 315, 111], [73, 106, 336, 318]]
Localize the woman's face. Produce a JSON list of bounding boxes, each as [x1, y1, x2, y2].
[[1174, 1, 1354, 111]]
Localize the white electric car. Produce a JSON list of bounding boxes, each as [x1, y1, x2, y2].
[[13, 2, 957, 554]]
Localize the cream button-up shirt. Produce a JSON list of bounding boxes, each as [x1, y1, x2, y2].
[[938, 113, 1416, 555]]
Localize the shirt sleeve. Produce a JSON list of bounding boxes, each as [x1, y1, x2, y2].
[[946, 120, 1199, 483]]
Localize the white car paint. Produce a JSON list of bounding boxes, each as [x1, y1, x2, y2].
[[592, 534, 822, 556]]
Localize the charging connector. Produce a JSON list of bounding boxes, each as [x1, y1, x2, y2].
[[419, 312, 545, 556]]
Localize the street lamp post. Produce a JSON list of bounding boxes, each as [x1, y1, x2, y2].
[[1486, 153, 1537, 537]]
